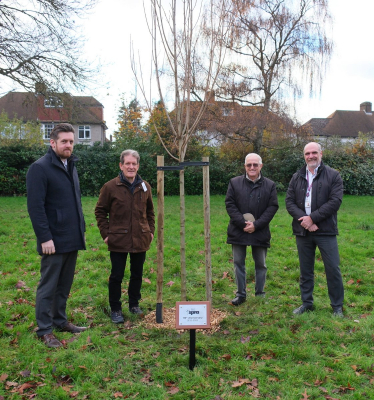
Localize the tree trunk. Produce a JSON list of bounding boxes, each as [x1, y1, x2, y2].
[[203, 157, 212, 302], [179, 168, 187, 301]]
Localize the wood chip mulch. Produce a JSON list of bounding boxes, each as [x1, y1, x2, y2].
[[138, 307, 227, 335]]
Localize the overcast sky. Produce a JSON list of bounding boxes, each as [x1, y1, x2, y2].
[[80, 0, 374, 135]]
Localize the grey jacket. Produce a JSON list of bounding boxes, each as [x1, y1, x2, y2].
[[285, 162, 343, 236], [225, 174, 278, 247]]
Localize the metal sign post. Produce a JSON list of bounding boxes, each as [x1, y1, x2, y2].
[[176, 301, 211, 370]]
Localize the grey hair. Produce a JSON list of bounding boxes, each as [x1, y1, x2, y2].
[[244, 153, 262, 165], [304, 142, 322, 153], [120, 149, 140, 164]]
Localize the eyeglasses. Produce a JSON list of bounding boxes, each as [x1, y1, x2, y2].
[[246, 163, 259, 168]]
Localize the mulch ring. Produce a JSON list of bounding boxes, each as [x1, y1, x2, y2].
[[138, 307, 227, 334]]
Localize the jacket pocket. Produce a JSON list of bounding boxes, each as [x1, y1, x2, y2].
[[139, 223, 152, 249], [107, 228, 130, 250]]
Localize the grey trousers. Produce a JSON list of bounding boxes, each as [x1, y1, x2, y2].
[[35, 251, 78, 336], [232, 244, 268, 298], [296, 234, 344, 309]]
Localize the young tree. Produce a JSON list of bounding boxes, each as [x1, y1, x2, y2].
[[0, 0, 97, 93], [132, 0, 231, 300], [217, 0, 333, 153]]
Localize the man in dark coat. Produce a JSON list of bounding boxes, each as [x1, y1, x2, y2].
[[27, 123, 87, 348], [225, 153, 279, 305], [285, 142, 344, 317], [95, 149, 155, 323]]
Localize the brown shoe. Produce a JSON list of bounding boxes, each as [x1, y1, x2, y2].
[[57, 322, 87, 333], [39, 333, 63, 348]]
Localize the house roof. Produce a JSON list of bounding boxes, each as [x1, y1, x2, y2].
[[304, 104, 374, 138], [0, 91, 105, 125], [0, 92, 38, 122]]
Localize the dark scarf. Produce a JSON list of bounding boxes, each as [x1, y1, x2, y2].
[[119, 171, 142, 194]]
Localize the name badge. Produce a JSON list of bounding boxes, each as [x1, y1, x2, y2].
[[141, 182, 147, 192]]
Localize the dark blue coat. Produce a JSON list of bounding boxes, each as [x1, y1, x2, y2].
[[225, 174, 279, 247], [26, 147, 86, 255]]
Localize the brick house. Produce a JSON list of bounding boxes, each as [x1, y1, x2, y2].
[[0, 91, 107, 144], [303, 102, 374, 142]]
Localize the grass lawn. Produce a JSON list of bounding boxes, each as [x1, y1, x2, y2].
[[0, 194, 374, 399]]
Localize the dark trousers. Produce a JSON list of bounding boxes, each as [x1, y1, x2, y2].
[[296, 234, 344, 309], [36, 251, 78, 336], [109, 251, 146, 311]]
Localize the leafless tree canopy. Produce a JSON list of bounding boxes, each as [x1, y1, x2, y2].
[[132, 0, 230, 162], [0, 0, 97, 93], [220, 0, 333, 109]]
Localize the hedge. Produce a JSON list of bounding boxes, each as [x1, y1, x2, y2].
[[0, 141, 373, 196]]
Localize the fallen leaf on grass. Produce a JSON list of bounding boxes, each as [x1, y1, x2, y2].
[[143, 278, 151, 284], [0, 374, 9, 382], [347, 279, 355, 285], [15, 281, 26, 289], [113, 392, 123, 398], [221, 354, 231, 361], [301, 388, 309, 399], [232, 378, 251, 387], [19, 370, 31, 377], [168, 387, 179, 394], [17, 382, 35, 394], [166, 281, 174, 286], [222, 271, 229, 279], [240, 336, 251, 344]]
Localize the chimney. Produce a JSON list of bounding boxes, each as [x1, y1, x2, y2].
[[205, 90, 215, 103], [35, 82, 47, 95], [360, 101, 372, 113]]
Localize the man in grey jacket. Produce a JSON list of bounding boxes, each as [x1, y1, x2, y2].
[[286, 142, 344, 317], [27, 123, 87, 348], [225, 153, 278, 306]]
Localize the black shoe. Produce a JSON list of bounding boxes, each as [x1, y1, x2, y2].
[[332, 307, 344, 318], [229, 296, 246, 306], [111, 310, 124, 324], [129, 306, 144, 317], [293, 304, 314, 315], [39, 333, 63, 348], [57, 322, 87, 333]]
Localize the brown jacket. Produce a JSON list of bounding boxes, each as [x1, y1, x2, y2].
[[95, 176, 155, 253]]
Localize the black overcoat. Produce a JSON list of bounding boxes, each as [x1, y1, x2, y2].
[[285, 162, 343, 236], [26, 147, 86, 255], [225, 174, 279, 247]]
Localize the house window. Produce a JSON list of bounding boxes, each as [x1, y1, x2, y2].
[[41, 124, 54, 139], [44, 96, 63, 108], [222, 107, 234, 116], [78, 125, 91, 139]]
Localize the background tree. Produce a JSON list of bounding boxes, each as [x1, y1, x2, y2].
[[0, 111, 43, 145], [132, 0, 231, 301], [115, 98, 144, 141], [0, 0, 97, 93], [217, 0, 333, 153]]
